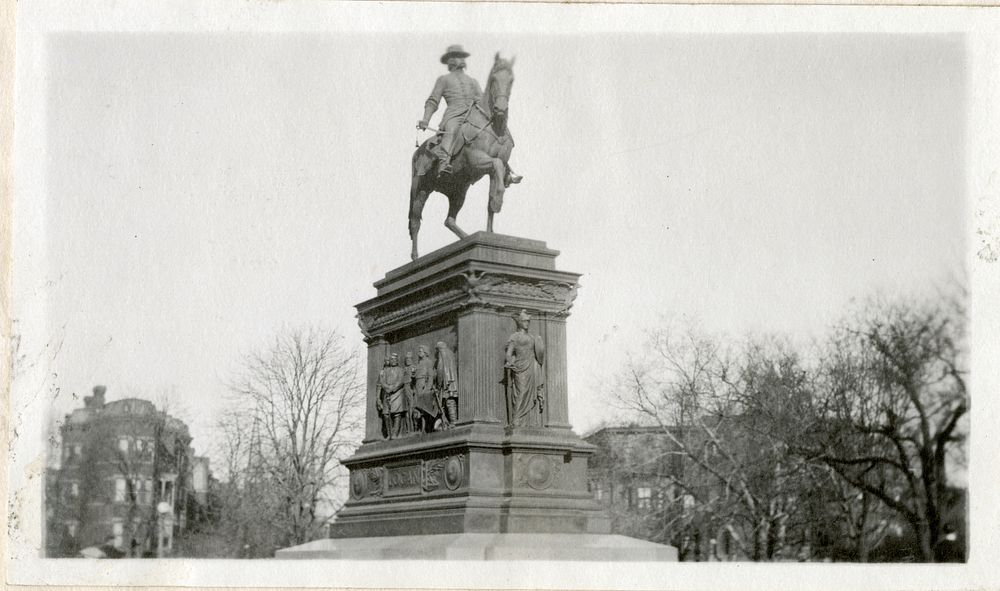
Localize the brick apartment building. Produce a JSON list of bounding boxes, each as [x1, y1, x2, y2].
[[46, 386, 211, 557]]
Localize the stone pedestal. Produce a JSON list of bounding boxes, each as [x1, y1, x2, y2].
[[335, 232, 607, 538], [280, 232, 675, 560]]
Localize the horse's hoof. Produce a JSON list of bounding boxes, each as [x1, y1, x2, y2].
[[508, 174, 523, 184]]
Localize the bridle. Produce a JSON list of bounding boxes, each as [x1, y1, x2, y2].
[[462, 65, 513, 144], [487, 65, 513, 114]]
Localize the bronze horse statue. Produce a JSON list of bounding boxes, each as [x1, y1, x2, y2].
[[409, 54, 518, 260]]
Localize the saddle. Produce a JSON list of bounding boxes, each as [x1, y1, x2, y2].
[[424, 123, 513, 158]]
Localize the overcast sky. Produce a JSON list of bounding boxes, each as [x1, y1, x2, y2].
[[34, 31, 965, 455]]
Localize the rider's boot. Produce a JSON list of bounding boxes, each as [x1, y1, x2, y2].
[[432, 146, 452, 176], [436, 128, 457, 176]]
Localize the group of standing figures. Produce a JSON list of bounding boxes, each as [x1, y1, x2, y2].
[[377, 342, 459, 439], [376, 310, 547, 440]]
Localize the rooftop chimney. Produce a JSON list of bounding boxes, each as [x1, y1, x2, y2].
[[84, 385, 107, 408]]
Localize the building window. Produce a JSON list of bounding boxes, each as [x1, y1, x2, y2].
[[118, 437, 129, 454], [637, 487, 652, 510], [142, 478, 153, 505], [653, 488, 665, 510], [70, 482, 79, 497], [114, 477, 127, 502], [112, 520, 124, 548], [161, 478, 175, 508]]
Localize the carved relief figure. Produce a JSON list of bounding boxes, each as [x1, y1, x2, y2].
[[376, 353, 409, 439], [403, 351, 416, 434], [410, 345, 440, 433], [375, 356, 393, 439], [504, 309, 545, 428], [434, 342, 459, 428]]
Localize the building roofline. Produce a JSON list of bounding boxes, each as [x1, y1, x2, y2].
[[584, 425, 685, 437]]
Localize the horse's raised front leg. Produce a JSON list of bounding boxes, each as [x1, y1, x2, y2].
[[504, 163, 522, 187]]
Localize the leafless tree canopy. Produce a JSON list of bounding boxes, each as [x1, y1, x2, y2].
[[217, 327, 364, 556], [801, 294, 968, 561], [611, 290, 967, 562]]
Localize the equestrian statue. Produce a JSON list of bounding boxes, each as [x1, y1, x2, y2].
[[410, 44, 521, 260]]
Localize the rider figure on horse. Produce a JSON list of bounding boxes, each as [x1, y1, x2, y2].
[[418, 44, 522, 183], [418, 44, 480, 176]]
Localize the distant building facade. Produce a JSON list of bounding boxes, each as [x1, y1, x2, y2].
[[586, 426, 686, 513], [45, 386, 210, 557], [585, 424, 737, 561]]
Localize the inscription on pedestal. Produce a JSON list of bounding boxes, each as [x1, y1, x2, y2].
[[385, 462, 422, 496]]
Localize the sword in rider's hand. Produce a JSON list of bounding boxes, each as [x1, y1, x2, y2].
[[415, 122, 441, 147]]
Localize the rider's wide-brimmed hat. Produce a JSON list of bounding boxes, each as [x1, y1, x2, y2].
[[440, 44, 470, 64]]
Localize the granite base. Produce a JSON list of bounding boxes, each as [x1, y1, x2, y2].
[[276, 532, 678, 561]]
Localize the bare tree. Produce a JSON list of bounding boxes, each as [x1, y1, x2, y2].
[[607, 287, 967, 562], [800, 294, 968, 561], [218, 327, 363, 555], [613, 325, 820, 561]]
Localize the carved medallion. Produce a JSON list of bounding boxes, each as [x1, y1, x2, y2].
[[519, 454, 560, 490], [350, 470, 367, 499], [422, 454, 465, 492], [444, 455, 464, 490]]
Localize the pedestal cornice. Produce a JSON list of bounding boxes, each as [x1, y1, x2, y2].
[[357, 237, 581, 341]]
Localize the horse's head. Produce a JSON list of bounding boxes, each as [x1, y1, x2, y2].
[[486, 52, 515, 129]]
